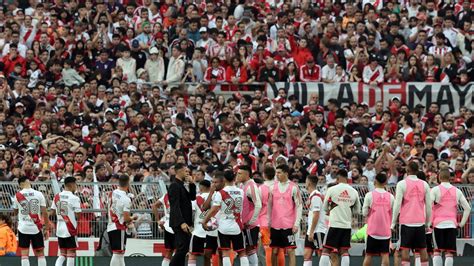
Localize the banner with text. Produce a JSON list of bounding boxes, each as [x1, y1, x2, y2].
[[266, 82, 474, 114]]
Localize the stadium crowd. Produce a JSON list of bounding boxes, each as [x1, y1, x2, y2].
[[0, 0, 471, 241], [0, 2, 472, 266]]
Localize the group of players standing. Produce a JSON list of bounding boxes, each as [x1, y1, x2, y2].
[[11, 160, 472, 266]]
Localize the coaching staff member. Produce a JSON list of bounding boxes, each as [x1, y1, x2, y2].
[[169, 163, 196, 265]]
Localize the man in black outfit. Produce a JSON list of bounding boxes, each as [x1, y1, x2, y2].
[[168, 163, 196, 265]]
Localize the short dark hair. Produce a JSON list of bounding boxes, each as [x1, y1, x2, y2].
[[238, 165, 252, 176], [263, 166, 275, 180], [213, 171, 225, 180], [18, 176, 29, 185], [307, 175, 318, 186], [175, 163, 186, 171], [276, 164, 289, 174], [223, 170, 235, 182], [199, 180, 211, 188], [375, 173, 387, 184], [118, 175, 130, 187], [407, 161, 419, 174], [337, 169, 348, 178], [64, 176, 76, 185]]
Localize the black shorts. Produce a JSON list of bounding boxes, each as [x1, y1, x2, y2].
[[425, 232, 434, 254], [433, 228, 457, 253], [108, 230, 127, 253], [58, 236, 78, 250], [189, 235, 206, 255], [270, 228, 296, 249], [18, 231, 44, 250], [399, 225, 426, 250], [217, 232, 245, 252], [244, 226, 260, 248], [164, 230, 175, 250], [304, 232, 325, 250], [205, 235, 218, 253], [323, 227, 351, 250], [366, 235, 390, 255]]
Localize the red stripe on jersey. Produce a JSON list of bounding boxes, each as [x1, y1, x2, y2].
[[54, 194, 77, 236], [219, 190, 243, 230], [109, 193, 126, 230], [16, 192, 42, 231]]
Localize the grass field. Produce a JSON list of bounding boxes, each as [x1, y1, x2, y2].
[[0, 256, 473, 266]]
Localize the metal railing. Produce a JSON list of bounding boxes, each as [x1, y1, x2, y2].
[[2, 182, 473, 241]]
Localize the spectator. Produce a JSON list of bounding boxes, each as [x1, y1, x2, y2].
[[363, 56, 384, 85], [321, 55, 337, 83], [402, 55, 425, 82], [163, 46, 185, 88], [300, 56, 320, 82]]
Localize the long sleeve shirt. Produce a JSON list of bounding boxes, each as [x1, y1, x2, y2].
[[392, 175, 431, 229], [268, 180, 303, 228], [430, 182, 471, 228]]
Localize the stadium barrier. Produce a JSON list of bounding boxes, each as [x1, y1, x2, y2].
[[1, 182, 473, 241]]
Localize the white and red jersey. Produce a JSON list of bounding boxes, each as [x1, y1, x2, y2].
[[241, 179, 262, 228], [428, 45, 452, 58], [158, 194, 173, 234], [299, 64, 321, 82], [192, 192, 217, 238], [13, 188, 47, 235], [236, 153, 258, 173], [362, 64, 384, 84], [106, 189, 132, 232], [207, 43, 234, 62], [306, 189, 327, 235], [212, 185, 244, 235], [51, 190, 81, 238]]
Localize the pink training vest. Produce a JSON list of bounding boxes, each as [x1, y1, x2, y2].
[[271, 181, 296, 229], [258, 184, 270, 227], [367, 190, 392, 237], [242, 180, 257, 227], [399, 178, 426, 224], [432, 185, 458, 227]]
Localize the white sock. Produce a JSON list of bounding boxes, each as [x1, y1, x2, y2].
[[433, 254, 442, 266], [248, 253, 258, 266], [223, 257, 232, 266], [319, 254, 330, 266], [445, 256, 453, 266], [304, 260, 312, 266], [110, 254, 120, 266], [341, 255, 350, 266], [67, 257, 75, 266], [415, 255, 421, 266], [38, 256, 47, 266], [240, 256, 249, 266], [162, 258, 170, 266], [188, 259, 196, 266], [119, 253, 126, 266], [56, 255, 66, 266], [21, 256, 30, 266]]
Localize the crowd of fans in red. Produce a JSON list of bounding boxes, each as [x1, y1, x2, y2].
[[0, 0, 472, 238]]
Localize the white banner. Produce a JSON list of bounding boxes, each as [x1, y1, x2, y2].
[[266, 82, 474, 115]]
